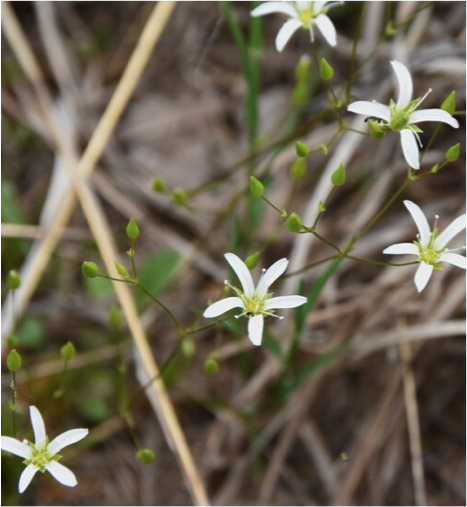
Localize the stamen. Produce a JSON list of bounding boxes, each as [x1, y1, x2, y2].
[[411, 128, 423, 149], [417, 88, 432, 108], [433, 214, 439, 231]]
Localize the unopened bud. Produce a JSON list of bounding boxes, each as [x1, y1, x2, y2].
[[126, 217, 140, 240], [82, 261, 99, 278], [7, 349, 21, 372], [245, 252, 260, 270], [7, 270, 21, 290], [320, 58, 334, 80], [286, 212, 303, 233], [331, 164, 346, 186], [249, 176, 264, 197], [136, 449, 156, 464], [61, 342, 76, 361], [446, 143, 460, 162]]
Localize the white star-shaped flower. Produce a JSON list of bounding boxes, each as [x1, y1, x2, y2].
[[347, 60, 459, 169], [203, 253, 307, 346], [251, 1, 343, 51], [383, 200, 466, 292], [1, 406, 88, 493]]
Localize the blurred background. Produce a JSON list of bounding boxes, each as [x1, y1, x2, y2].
[[1, 2, 465, 505]]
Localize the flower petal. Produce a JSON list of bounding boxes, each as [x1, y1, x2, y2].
[[264, 295, 307, 310], [403, 200, 431, 246], [435, 214, 466, 249], [1, 437, 32, 459], [275, 18, 303, 52], [224, 253, 255, 297], [400, 129, 420, 169], [256, 258, 289, 298], [45, 461, 77, 488], [29, 406, 47, 449], [203, 297, 244, 319], [19, 464, 39, 493], [439, 252, 466, 270], [314, 14, 337, 46], [414, 262, 433, 292], [248, 315, 264, 346], [347, 101, 391, 122], [314, 1, 328, 11], [251, 2, 298, 18], [410, 109, 459, 128], [47, 429, 89, 456], [383, 243, 419, 256], [391, 60, 413, 109]]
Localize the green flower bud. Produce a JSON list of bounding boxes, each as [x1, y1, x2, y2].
[[181, 338, 196, 358], [109, 305, 122, 329], [126, 217, 140, 240], [114, 261, 129, 278], [244, 252, 260, 270], [318, 201, 326, 213], [136, 449, 156, 464], [152, 176, 166, 193], [172, 188, 188, 207], [441, 91, 456, 115], [7, 270, 21, 290], [331, 164, 346, 186], [290, 158, 307, 180], [320, 58, 334, 80], [295, 141, 310, 158], [292, 82, 309, 105], [319, 144, 328, 155], [446, 143, 460, 162], [368, 120, 387, 139], [82, 261, 99, 278], [204, 358, 219, 376], [249, 176, 264, 197], [294, 55, 311, 82], [61, 341, 76, 361], [6, 335, 18, 348], [286, 212, 303, 233], [385, 21, 396, 37], [7, 349, 21, 372]]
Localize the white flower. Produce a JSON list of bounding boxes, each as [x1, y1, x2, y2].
[[383, 200, 466, 292], [347, 60, 459, 169], [203, 253, 307, 346], [251, 1, 343, 51], [1, 406, 88, 493]]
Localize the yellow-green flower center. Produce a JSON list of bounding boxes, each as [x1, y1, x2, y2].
[[23, 441, 61, 472], [242, 293, 268, 316], [389, 110, 411, 131], [298, 6, 315, 26], [415, 232, 446, 267]]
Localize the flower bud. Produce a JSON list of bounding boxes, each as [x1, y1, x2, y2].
[[249, 176, 264, 197], [446, 143, 460, 162], [245, 252, 260, 270], [294, 55, 311, 82], [331, 164, 346, 186], [6, 335, 18, 348], [319, 144, 328, 155], [172, 188, 188, 207], [152, 176, 166, 193], [204, 358, 219, 376], [114, 261, 129, 278], [320, 58, 334, 80], [136, 449, 156, 464], [182, 338, 196, 358], [7, 349, 21, 372], [61, 341, 76, 361], [292, 83, 309, 105], [7, 270, 21, 290], [82, 261, 99, 278], [441, 91, 456, 115], [126, 217, 140, 240], [368, 120, 387, 139], [109, 305, 122, 329], [295, 141, 310, 158], [286, 212, 303, 233], [318, 201, 326, 213], [290, 158, 307, 180]]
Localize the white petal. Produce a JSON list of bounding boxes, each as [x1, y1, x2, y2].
[[265, 295, 307, 310], [45, 461, 77, 487], [203, 297, 244, 318], [314, 14, 337, 46], [1, 437, 32, 459], [435, 214, 466, 249], [410, 109, 459, 128], [275, 18, 302, 52], [256, 258, 289, 297], [296, 1, 312, 10], [403, 200, 431, 246], [19, 464, 39, 493], [439, 252, 466, 270], [383, 243, 419, 256], [251, 2, 298, 18], [314, 1, 328, 11], [224, 253, 255, 297], [347, 101, 391, 122], [47, 429, 89, 456], [248, 315, 264, 346], [391, 60, 413, 109], [400, 129, 420, 169], [414, 262, 433, 292], [29, 406, 47, 449]]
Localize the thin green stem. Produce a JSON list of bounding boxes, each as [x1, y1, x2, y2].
[[261, 195, 283, 215], [11, 372, 17, 439]]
